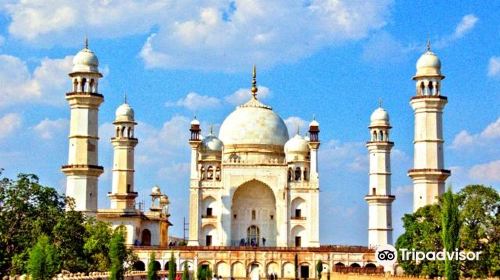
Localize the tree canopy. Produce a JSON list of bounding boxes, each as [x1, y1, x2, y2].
[[396, 184, 499, 278], [0, 172, 136, 276]]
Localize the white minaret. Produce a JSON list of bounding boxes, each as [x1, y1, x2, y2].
[[62, 39, 104, 214], [188, 117, 201, 246], [108, 100, 138, 212], [409, 42, 450, 212], [365, 105, 395, 247]]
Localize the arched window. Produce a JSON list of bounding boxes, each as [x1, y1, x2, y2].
[[287, 168, 293, 181], [200, 166, 205, 180], [303, 168, 308, 181], [89, 79, 95, 93], [73, 79, 78, 92], [420, 82, 425, 96], [116, 127, 120, 137], [81, 78, 87, 92], [215, 166, 221, 181], [247, 225, 260, 246], [428, 82, 434, 96], [295, 167, 301, 181], [141, 229, 151, 246], [133, 261, 146, 271], [128, 127, 132, 138], [207, 166, 214, 180], [121, 126, 126, 138]]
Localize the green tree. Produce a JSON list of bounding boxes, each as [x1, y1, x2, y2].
[[457, 185, 499, 277], [316, 260, 323, 279], [109, 228, 127, 280], [84, 218, 113, 271], [168, 253, 177, 280], [182, 261, 189, 280], [27, 235, 60, 280], [52, 207, 87, 272], [206, 267, 212, 280], [197, 266, 206, 280], [147, 252, 159, 280], [442, 187, 460, 280], [0, 173, 65, 276], [396, 204, 444, 277]]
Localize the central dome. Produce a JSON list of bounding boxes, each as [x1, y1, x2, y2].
[[219, 98, 289, 146]]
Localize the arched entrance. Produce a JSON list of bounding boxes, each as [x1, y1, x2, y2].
[[231, 180, 277, 247]]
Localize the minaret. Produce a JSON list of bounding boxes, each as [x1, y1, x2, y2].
[[62, 39, 104, 214], [108, 99, 138, 212], [365, 104, 395, 247], [188, 116, 201, 246], [408, 42, 450, 211], [308, 117, 320, 181]]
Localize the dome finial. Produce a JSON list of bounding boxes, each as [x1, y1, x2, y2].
[[426, 38, 431, 51], [124, 92, 127, 104], [296, 125, 300, 135], [251, 64, 258, 99], [378, 98, 383, 108], [210, 124, 214, 135], [84, 36, 89, 49]]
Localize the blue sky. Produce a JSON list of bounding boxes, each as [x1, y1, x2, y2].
[[0, 0, 498, 245]]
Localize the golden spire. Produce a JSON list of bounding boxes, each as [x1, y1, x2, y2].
[[251, 64, 258, 99]]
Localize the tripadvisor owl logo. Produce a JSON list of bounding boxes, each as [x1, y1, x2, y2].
[[375, 244, 397, 270]]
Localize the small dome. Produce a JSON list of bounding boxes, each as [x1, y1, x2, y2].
[[115, 103, 134, 121], [415, 50, 441, 77], [72, 47, 99, 73], [151, 186, 161, 195], [191, 118, 200, 125], [285, 134, 309, 154], [201, 134, 223, 152], [309, 119, 319, 127], [370, 107, 390, 126]]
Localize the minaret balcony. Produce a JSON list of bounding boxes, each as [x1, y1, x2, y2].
[[66, 91, 104, 98], [291, 216, 306, 220]]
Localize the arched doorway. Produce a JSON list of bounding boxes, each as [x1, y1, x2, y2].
[[231, 180, 276, 246], [141, 229, 151, 246]]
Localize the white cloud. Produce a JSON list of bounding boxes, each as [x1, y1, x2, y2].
[[225, 86, 270, 106], [435, 14, 478, 48], [139, 0, 391, 70], [157, 163, 190, 181], [165, 92, 222, 111], [0, 54, 72, 107], [3, 0, 168, 45], [0, 113, 22, 139], [320, 139, 367, 173], [454, 14, 479, 38], [362, 31, 409, 64], [284, 116, 307, 137], [2, 0, 391, 71], [394, 185, 413, 196], [451, 117, 500, 149], [488, 57, 500, 78], [33, 118, 68, 139], [468, 160, 500, 182]]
